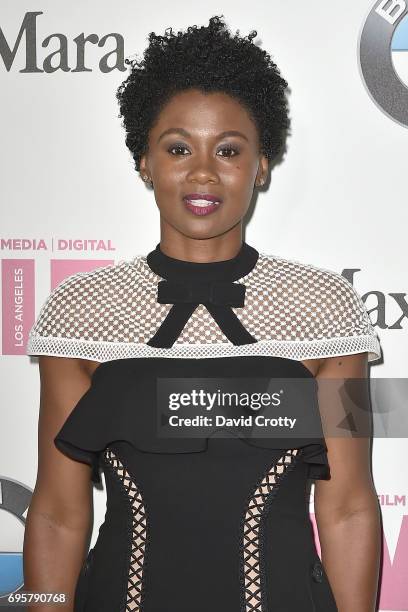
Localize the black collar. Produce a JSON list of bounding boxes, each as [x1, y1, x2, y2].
[[145, 241, 260, 348], [146, 241, 259, 282]]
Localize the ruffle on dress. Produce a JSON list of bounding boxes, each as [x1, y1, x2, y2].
[[54, 357, 331, 485]]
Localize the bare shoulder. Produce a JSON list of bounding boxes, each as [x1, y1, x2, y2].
[[316, 352, 368, 378], [26, 256, 143, 363]]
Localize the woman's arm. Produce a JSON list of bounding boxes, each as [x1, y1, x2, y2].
[[313, 352, 381, 612], [23, 356, 96, 612]]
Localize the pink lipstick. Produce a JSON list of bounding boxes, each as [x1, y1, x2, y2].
[[183, 193, 222, 216]]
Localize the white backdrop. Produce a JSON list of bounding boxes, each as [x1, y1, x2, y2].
[[1, 1, 407, 609]]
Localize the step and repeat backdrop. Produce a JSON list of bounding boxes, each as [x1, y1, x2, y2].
[[1, 1, 407, 609]]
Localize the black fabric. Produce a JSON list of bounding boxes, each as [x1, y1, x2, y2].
[[146, 240, 259, 282], [53, 241, 338, 612], [204, 302, 258, 345], [146, 302, 198, 349], [54, 356, 330, 487], [57, 355, 335, 612], [156, 278, 247, 306], [146, 241, 259, 347]]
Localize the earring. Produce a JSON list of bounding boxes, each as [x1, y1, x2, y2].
[[141, 174, 153, 186], [258, 178, 265, 187]]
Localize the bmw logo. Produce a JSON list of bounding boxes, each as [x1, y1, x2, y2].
[[0, 477, 32, 607], [359, 0, 408, 126]]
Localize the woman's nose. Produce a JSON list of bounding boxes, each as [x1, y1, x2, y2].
[[186, 155, 219, 184]]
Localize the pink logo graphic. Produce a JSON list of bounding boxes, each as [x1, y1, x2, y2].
[[1, 259, 115, 355], [50, 259, 114, 288], [2, 260, 34, 355], [310, 512, 408, 610], [379, 515, 408, 610]]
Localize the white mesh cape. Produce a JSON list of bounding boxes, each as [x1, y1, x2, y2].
[[26, 252, 381, 364]]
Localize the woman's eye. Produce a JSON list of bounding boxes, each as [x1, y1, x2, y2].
[[217, 146, 239, 158], [168, 144, 190, 156], [167, 144, 239, 157]]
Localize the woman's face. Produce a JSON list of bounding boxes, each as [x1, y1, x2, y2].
[[140, 89, 268, 241]]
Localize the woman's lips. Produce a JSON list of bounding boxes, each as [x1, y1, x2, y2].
[[183, 194, 222, 216]]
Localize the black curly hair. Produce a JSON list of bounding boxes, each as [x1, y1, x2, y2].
[[116, 15, 290, 172]]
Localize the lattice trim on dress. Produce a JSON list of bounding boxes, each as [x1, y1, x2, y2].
[[104, 448, 147, 611], [241, 449, 300, 612]]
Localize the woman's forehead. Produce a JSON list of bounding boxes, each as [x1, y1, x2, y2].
[[149, 89, 259, 139]]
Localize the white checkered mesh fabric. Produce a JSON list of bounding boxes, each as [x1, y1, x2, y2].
[[26, 253, 381, 363]]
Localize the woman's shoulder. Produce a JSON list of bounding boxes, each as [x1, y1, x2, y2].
[[256, 250, 370, 314], [257, 250, 358, 286], [25, 254, 146, 361], [248, 251, 382, 363], [25, 250, 382, 365]]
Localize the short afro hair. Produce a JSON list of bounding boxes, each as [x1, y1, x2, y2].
[[116, 15, 290, 172]]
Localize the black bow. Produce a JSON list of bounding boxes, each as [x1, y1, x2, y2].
[[157, 279, 246, 307], [147, 278, 257, 348]]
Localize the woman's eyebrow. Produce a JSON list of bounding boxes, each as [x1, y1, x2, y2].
[[157, 128, 249, 143]]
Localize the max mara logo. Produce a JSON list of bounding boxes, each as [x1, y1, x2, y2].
[[0, 11, 126, 73]]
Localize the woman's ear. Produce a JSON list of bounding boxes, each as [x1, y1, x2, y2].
[[139, 154, 153, 186], [255, 155, 269, 187], [139, 154, 147, 177]]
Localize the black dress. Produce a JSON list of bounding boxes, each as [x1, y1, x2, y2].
[[26, 241, 382, 612]]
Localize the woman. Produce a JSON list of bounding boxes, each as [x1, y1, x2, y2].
[[23, 16, 382, 612]]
